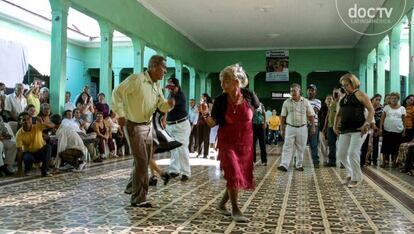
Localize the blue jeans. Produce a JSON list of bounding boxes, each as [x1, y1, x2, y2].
[[308, 125, 319, 165], [268, 130, 279, 145], [23, 144, 52, 175]]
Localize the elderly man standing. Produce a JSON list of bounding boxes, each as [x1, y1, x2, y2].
[[278, 83, 315, 172], [4, 83, 27, 121], [112, 55, 174, 208]]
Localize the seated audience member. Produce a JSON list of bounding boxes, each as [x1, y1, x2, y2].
[[61, 109, 98, 162], [0, 118, 17, 176], [73, 108, 90, 131], [16, 112, 54, 177], [4, 83, 27, 121], [88, 112, 116, 160], [64, 91, 76, 111], [39, 87, 49, 104], [54, 114, 87, 171], [95, 93, 110, 118], [107, 110, 126, 155], [76, 92, 94, 124]]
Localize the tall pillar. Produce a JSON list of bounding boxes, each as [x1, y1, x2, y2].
[[206, 77, 212, 96], [390, 27, 402, 93], [409, 13, 414, 94], [298, 71, 310, 96], [247, 72, 257, 92], [367, 61, 375, 98], [197, 72, 207, 101], [113, 68, 122, 87], [156, 51, 167, 92], [358, 63, 367, 93], [49, 0, 70, 114], [376, 54, 386, 96], [175, 59, 183, 85], [98, 21, 113, 101], [187, 66, 196, 100], [132, 38, 145, 73]]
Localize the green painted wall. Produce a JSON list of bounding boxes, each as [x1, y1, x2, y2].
[[205, 49, 355, 75]]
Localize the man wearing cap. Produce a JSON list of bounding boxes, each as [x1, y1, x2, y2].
[[307, 84, 322, 167], [164, 77, 191, 181], [278, 83, 315, 172], [112, 55, 174, 208]]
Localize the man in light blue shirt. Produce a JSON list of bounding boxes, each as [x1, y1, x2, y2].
[[188, 99, 198, 153]]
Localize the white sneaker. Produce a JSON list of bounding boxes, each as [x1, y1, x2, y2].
[[74, 162, 87, 172]]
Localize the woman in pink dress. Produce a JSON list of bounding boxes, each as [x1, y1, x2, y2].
[[202, 64, 259, 222]]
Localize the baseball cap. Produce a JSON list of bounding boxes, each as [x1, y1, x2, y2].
[[307, 84, 317, 90]]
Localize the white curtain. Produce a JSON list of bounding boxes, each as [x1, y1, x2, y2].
[[0, 38, 28, 87]]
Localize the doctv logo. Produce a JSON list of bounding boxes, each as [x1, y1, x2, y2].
[[335, 0, 406, 36]]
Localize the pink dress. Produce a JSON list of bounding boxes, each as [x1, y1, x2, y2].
[[217, 99, 255, 190]]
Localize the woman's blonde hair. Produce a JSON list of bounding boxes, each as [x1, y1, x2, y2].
[[339, 73, 360, 88], [219, 64, 248, 88], [389, 92, 400, 100]]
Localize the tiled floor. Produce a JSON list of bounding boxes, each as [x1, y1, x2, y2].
[[0, 146, 413, 233]]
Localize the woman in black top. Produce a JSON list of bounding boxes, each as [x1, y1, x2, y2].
[[334, 73, 374, 188]]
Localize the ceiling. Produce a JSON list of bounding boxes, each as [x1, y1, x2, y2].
[[137, 0, 387, 51]]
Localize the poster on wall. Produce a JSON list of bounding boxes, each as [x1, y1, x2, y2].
[[265, 50, 289, 82]]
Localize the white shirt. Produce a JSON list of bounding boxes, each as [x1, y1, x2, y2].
[[61, 118, 83, 133], [281, 97, 315, 126], [64, 101, 76, 111], [4, 93, 27, 115], [383, 105, 406, 133], [308, 98, 321, 125]]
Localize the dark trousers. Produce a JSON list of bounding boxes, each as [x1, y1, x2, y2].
[[372, 134, 379, 165], [327, 127, 337, 164], [97, 136, 115, 154], [196, 123, 210, 157], [253, 124, 267, 163], [360, 134, 369, 167], [308, 125, 319, 165], [112, 133, 126, 150], [188, 125, 197, 153], [23, 144, 52, 175], [404, 145, 414, 172]]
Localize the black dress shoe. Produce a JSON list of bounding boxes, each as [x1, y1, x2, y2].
[[295, 167, 304, 171], [181, 175, 189, 181], [161, 172, 170, 185], [169, 172, 179, 178], [131, 202, 154, 208], [149, 175, 158, 186], [41, 172, 53, 177], [277, 166, 287, 172]]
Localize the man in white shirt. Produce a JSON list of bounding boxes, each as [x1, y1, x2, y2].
[[4, 83, 27, 121], [307, 84, 322, 167], [278, 83, 315, 171]]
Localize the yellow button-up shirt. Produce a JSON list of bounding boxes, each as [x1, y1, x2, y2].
[[16, 124, 46, 152], [111, 71, 170, 123]]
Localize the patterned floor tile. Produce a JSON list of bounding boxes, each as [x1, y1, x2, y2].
[[0, 146, 413, 233]]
